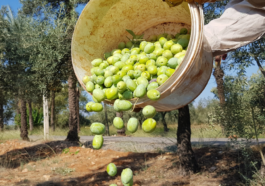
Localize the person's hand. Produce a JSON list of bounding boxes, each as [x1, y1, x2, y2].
[[215, 54, 227, 67], [222, 54, 227, 60]]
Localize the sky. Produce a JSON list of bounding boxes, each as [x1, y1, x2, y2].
[[0, 0, 259, 106]]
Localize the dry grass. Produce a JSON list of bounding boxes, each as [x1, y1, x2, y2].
[[0, 130, 21, 142], [1, 123, 225, 142]]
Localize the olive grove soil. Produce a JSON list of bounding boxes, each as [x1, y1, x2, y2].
[[0, 139, 262, 186]]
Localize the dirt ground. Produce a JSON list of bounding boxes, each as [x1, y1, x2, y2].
[[0, 139, 262, 186]]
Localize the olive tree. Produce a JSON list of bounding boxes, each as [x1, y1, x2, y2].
[[20, 0, 90, 141], [0, 6, 44, 140]]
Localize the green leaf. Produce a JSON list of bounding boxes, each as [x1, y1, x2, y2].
[[138, 34, 144, 39], [62, 148, 70, 154], [126, 29, 136, 38], [74, 150, 80, 155]]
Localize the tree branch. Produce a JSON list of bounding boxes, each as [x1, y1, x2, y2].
[[254, 56, 265, 78]]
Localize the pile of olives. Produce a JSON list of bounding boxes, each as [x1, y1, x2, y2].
[[83, 28, 190, 110], [86, 27, 190, 156]]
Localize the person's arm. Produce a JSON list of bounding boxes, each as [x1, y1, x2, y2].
[[164, 0, 217, 6], [186, 0, 265, 7], [204, 0, 265, 57], [165, 0, 265, 8], [243, 0, 265, 7]]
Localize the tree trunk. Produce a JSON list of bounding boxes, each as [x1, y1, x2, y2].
[[15, 98, 21, 130], [50, 91, 55, 132], [20, 99, 29, 141], [28, 100, 33, 131], [116, 112, 126, 136], [43, 94, 49, 140], [65, 72, 79, 141], [76, 88, 80, 132], [16, 98, 21, 114], [213, 56, 226, 135], [104, 103, 110, 136], [213, 56, 225, 106], [0, 90, 3, 132], [177, 105, 199, 175], [161, 112, 169, 132]]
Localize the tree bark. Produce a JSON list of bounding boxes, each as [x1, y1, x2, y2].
[[28, 100, 33, 131], [43, 94, 49, 140], [65, 72, 79, 141], [20, 99, 29, 141], [213, 56, 225, 106], [177, 105, 199, 175], [116, 112, 126, 136], [0, 90, 3, 132], [15, 98, 21, 130], [104, 103, 110, 136], [76, 88, 80, 132], [16, 98, 21, 115], [161, 112, 169, 132], [64, 0, 78, 140], [51, 91, 55, 132]]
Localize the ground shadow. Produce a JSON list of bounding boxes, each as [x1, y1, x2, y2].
[[0, 139, 264, 186], [28, 152, 161, 186], [0, 140, 80, 169]]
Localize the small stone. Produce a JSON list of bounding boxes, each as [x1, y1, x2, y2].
[[209, 166, 217, 172], [15, 176, 21, 182], [43, 175, 51, 181], [22, 169, 28, 173], [159, 156, 166, 160]]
